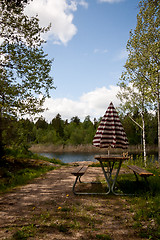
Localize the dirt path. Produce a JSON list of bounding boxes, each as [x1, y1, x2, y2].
[[0, 163, 145, 240]]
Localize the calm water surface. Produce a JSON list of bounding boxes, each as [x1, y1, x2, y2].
[[38, 152, 158, 163], [38, 152, 96, 163]]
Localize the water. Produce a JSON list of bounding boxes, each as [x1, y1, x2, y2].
[[37, 152, 158, 164], [38, 152, 96, 163]]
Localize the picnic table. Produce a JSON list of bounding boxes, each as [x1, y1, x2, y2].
[[94, 155, 129, 195], [71, 155, 129, 195]]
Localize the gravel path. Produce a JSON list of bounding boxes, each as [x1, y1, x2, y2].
[[0, 163, 145, 240]]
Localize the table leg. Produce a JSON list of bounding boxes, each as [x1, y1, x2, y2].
[[111, 160, 122, 195], [73, 171, 111, 195], [100, 161, 111, 194], [100, 160, 125, 195]]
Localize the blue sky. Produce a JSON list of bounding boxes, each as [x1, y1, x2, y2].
[[25, 0, 139, 122]]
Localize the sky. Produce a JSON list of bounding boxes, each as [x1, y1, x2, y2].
[[25, 0, 140, 122]]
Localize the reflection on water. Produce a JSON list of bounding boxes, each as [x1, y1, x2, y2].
[[38, 152, 97, 163], [38, 152, 158, 163]]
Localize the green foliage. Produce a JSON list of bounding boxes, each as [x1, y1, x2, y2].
[[2, 111, 158, 153], [117, 159, 160, 239], [131, 188, 160, 239], [0, 148, 65, 193], [0, 0, 54, 159], [120, 113, 142, 145], [12, 224, 36, 239], [118, 0, 160, 108], [0, 3, 54, 117], [96, 234, 112, 240], [0, 163, 54, 193], [117, 0, 160, 162]]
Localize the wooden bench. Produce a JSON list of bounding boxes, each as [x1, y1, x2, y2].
[[127, 165, 153, 182], [71, 165, 88, 178], [71, 165, 88, 195], [71, 165, 104, 195]]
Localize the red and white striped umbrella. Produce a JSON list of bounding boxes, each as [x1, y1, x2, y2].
[[93, 102, 128, 149]]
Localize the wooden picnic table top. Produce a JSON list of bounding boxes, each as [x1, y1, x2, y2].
[[94, 155, 129, 162]]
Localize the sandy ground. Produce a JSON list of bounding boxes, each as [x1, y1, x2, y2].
[[0, 162, 146, 240]]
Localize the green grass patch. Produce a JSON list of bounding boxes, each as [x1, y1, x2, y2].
[[117, 161, 160, 239], [96, 233, 112, 240], [31, 153, 66, 165], [89, 154, 160, 239], [0, 165, 54, 193], [12, 224, 36, 239], [5, 148, 66, 165], [0, 150, 64, 193]]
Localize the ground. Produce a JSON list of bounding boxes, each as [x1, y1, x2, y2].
[[0, 162, 146, 240]]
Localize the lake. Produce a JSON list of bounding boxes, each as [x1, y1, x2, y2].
[[38, 152, 96, 163], [37, 152, 158, 163]]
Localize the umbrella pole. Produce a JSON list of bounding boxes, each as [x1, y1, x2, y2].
[[108, 146, 111, 156]]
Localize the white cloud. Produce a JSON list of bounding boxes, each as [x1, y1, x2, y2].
[[79, 0, 89, 8], [114, 49, 128, 61], [98, 0, 124, 3], [118, 49, 128, 60], [24, 0, 87, 45], [94, 48, 108, 54], [40, 85, 120, 122]]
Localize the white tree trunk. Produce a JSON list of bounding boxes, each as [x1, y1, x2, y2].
[[129, 114, 147, 167], [142, 114, 147, 167], [158, 73, 160, 163]]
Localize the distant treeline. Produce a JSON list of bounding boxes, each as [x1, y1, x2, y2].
[[3, 111, 158, 153]]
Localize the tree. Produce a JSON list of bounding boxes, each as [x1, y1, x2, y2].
[[35, 117, 48, 129], [120, 112, 142, 145], [118, 0, 160, 162], [70, 116, 80, 125], [0, 1, 54, 158], [117, 79, 149, 166], [4, 0, 28, 7], [51, 114, 64, 138]]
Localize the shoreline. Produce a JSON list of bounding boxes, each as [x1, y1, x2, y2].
[[29, 144, 158, 154]]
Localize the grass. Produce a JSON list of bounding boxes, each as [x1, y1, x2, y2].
[[0, 150, 65, 193], [90, 154, 160, 239], [24, 200, 111, 239], [12, 224, 36, 240], [1, 151, 160, 239], [130, 193, 160, 239], [118, 156, 160, 240], [96, 234, 112, 240]]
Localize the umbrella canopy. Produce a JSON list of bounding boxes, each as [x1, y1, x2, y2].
[[93, 102, 128, 149]]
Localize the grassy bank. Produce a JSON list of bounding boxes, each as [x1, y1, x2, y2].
[[0, 151, 65, 193]]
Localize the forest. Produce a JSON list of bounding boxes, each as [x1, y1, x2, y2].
[[0, 0, 159, 159], [2, 109, 158, 154]]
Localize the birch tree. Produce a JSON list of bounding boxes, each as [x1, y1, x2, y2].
[[117, 80, 148, 166], [118, 0, 160, 162]]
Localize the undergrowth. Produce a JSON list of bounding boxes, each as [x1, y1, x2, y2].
[[119, 155, 160, 240], [0, 149, 64, 193], [90, 154, 160, 239]]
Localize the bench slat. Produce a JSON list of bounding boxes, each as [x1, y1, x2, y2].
[[128, 165, 153, 176], [78, 166, 88, 174], [71, 166, 83, 176], [71, 166, 88, 176]]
